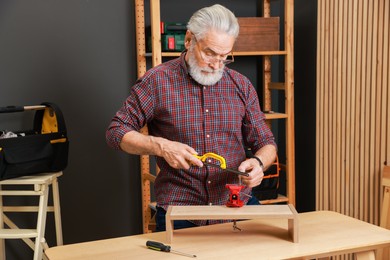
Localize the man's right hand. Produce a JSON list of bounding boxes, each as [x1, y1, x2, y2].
[[119, 131, 203, 170], [155, 138, 203, 170]]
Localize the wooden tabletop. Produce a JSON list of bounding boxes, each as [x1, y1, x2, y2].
[[45, 211, 390, 260]]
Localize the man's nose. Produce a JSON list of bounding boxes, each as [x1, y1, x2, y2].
[[208, 60, 222, 69]]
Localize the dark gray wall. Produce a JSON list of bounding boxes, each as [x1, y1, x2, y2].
[[0, 1, 317, 259], [0, 1, 140, 259]]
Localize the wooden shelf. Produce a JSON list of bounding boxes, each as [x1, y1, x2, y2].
[[165, 205, 299, 243], [269, 82, 286, 90], [265, 112, 288, 120], [145, 50, 288, 57], [234, 51, 287, 56]]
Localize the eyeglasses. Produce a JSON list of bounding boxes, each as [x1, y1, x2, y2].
[[192, 35, 234, 65]]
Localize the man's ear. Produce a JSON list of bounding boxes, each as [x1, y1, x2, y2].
[[184, 30, 192, 49]]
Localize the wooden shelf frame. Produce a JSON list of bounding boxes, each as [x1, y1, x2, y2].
[[135, 0, 295, 234], [144, 50, 289, 57]]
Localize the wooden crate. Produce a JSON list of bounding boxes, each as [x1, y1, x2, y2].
[[235, 17, 280, 52]]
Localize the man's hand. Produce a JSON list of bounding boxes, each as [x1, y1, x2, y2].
[[120, 131, 202, 169], [237, 158, 264, 187], [156, 138, 203, 169], [237, 144, 277, 187]]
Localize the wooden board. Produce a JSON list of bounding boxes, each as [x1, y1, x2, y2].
[[234, 17, 279, 51], [165, 204, 298, 243]]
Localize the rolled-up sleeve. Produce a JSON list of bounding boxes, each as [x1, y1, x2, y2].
[[106, 76, 155, 150], [106, 105, 136, 150]]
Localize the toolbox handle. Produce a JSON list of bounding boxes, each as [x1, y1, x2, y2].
[[0, 105, 46, 113]]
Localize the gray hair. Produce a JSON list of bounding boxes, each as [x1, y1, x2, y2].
[[187, 4, 239, 40]]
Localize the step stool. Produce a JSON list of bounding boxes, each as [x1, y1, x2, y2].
[[0, 172, 63, 260]]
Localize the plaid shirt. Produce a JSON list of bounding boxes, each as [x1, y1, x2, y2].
[[106, 52, 276, 225]]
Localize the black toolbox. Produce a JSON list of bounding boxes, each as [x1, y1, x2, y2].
[[0, 102, 69, 180]]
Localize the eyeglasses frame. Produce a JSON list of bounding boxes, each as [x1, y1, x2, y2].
[[192, 34, 235, 65]]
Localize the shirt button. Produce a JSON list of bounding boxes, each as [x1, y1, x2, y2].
[[209, 202, 213, 206], [203, 86, 207, 90], [206, 134, 210, 138], [208, 181, 211, 184], [205, 109, 209, 113]]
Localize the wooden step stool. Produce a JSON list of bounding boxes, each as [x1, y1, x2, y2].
[[0, 172, 63, 260]]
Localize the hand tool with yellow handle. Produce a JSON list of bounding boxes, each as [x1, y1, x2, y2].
[[194, 152, 249, 177]]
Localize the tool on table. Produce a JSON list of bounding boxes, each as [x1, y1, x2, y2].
[[225, 184, 245, 231], [193, 153, 251, 232], [146, 240, 197, 258], [224, 185, 247, 231], [225, 184, 245, 207], [194, 152, 249, 177]]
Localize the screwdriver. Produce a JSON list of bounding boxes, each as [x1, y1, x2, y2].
[[146, 240, 197, 258]]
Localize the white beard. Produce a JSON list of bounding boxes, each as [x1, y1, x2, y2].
[[187, 49, 224, 86]]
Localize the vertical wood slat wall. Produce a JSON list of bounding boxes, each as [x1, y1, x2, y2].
[[317, 0, 389, 226]]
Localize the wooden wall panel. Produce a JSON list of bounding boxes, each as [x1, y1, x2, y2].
[[317, 0, 390, 228]]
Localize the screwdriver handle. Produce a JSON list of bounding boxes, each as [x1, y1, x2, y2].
[[146, 240, 171, 252], [146, 240, 197, 258]]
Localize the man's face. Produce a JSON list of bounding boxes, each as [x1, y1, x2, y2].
[[186, 30, 235, 86]]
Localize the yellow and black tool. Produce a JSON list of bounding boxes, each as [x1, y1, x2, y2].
[[194, 152, 249, 177]]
